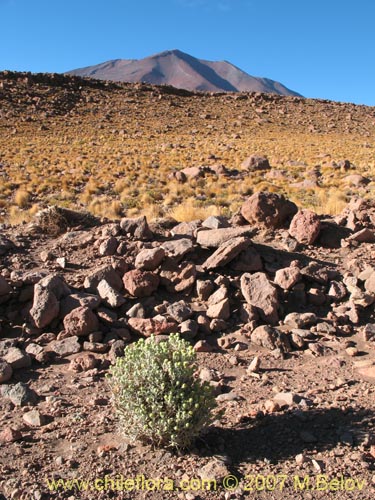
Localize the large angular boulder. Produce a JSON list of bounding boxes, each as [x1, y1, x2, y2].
[[289, 209, 321, 245], [123, 270, 159, 298], [240, 272, 279, 325], [241, 192, 297, 229]]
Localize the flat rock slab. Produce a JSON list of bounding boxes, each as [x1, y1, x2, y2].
[[197, 226, 254, 248], [202, 236, 251, 269]]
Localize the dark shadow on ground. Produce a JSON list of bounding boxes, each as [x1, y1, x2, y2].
[[197, 407, 374, 467]]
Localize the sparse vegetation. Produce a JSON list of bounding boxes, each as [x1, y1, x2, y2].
[[107, 334, 217, 449]]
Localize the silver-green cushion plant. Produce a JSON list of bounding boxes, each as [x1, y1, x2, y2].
[[107, 333, 217, 449]]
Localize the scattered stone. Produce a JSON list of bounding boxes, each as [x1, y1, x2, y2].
[[274, 266, 301, 290], [284, 312, 317, 328], [194, 340, 214, 352], [247, 356, 261, 373], [241, 155, 271, 171], [120, 215, 152, 240], [206, 298, 230, 320], [69, 353, 99, 372], [63, 306, 99, 337], [166, 300, 192, 322], [127, 318, 176, 337], [135, 247, 165, 270], [0, 427, 22, 443], [0, 359, 13, 383], [241, 272, 279, 324], [97, 279, 126, 308], [196, 226, 254, 248], [23, 409, 46, 427], [123, 269, 159, 297], [289, 209, 321, 245], [49, 336, 81, 357], [251, 325, 291, 353], [1, 382, 38, 406], [3, 348, 31, 369]]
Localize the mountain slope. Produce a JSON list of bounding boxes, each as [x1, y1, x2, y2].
[[67, 49, 301, 96]]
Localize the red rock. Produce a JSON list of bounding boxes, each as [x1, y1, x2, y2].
[[128, 318, 176, 337], [206, 298, 230, 320], [241, 192, 297, 229], [69, 353, 99, 372], [123, 269, 159, 297], [135, 247, 165, 270], [289, 209, 321, 245], [0, 427, 22, 443], [274, 267, 301, 290], [193, 340, 214, 352], [63, 306, 99, 337]]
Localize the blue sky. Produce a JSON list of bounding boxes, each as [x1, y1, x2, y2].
[[1, 0, 374, 105]]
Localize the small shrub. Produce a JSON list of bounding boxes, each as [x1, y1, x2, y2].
[[107, 334, 217, 449]]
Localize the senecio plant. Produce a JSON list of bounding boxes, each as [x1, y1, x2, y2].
[[107, 333, 217, 449]]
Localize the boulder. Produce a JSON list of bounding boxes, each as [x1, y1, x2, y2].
[[241, 155, 271, 171], [241, 192, 297, 229], [289, 209, 321, 245], [84, 265, 123, 292], [97, 279, 126, 308]]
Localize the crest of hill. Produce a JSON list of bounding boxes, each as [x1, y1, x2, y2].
[[66, 49, 301, 96]]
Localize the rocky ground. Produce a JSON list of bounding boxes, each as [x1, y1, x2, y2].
[[1, 193, 375, 499]]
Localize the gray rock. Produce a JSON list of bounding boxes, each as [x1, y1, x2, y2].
[[196, 280, 214, 301], [49, 336, 81, 357], [284, 312, 317, 328], [84, 265, 123, 292], [23, 409, 47, 427], [1, 382, 38, 406], [97, 279, 126, 308], [202, 215, 230, 229], [251, 325, 290, 352], [0, 359, 13, 383], [120, 215, 153, 240], [160, 238, 194, 260], [197, 226, 254, 248], [166, 300, 192, 322], [241, 272, 279, 325], [99, 236, 118, 256], [3, 348, 31, 369]]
